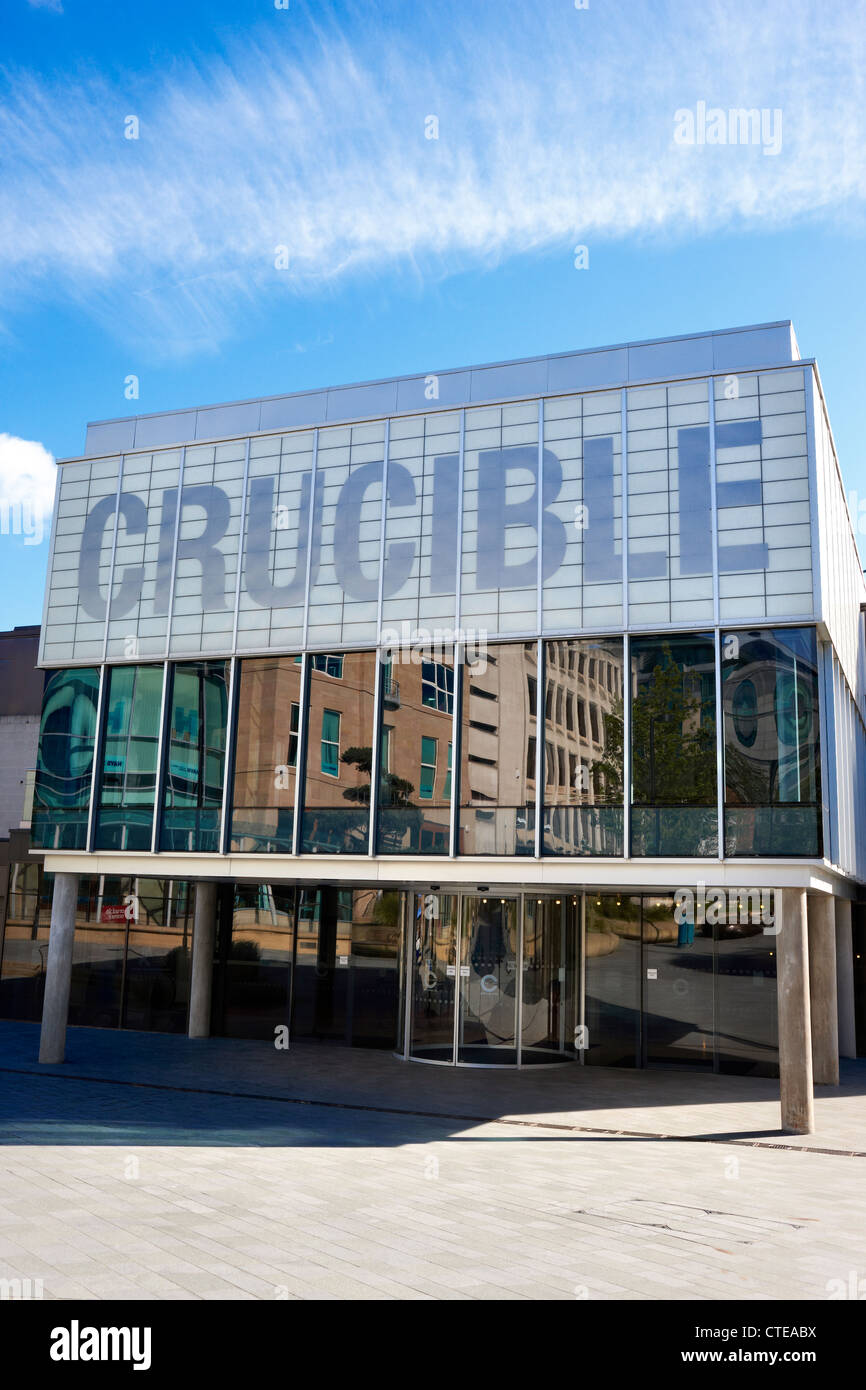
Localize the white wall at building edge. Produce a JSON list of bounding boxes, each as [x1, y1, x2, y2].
[[807, 365, 866, 883], [40, 365, 820, 666], [812, 369, 866, 709]]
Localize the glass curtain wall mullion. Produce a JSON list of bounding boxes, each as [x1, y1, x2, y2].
[[150, 660, 171, 854], [449, 643, 463, 857], [620, 389, 628, 628], [300, 431, 319, 650], [220, 656, 239, 855], [86, 666, 108, 852], [623, 632, 631, 859], [714, 629, 725, 861], [100, 458, 125, 663], [534, 643, 544, 858], [230, 436, 252, 655], [368, 649, 384, 858], [375, 419, 390, 642], [454, 410, 465, 629], [817, 642, 837, 866], [292, 653, 310, 856], [163, 446, 186, 660], [515, 892, 524, 1070], [534, 397, 544, 860]]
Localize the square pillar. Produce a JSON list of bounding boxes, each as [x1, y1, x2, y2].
[[807, 894, 839, 1085], [775, 888, 814, 1133], [188, 881, 218, 1039], [38, 872, 80, 1064], [834, 897, 857, 1060]]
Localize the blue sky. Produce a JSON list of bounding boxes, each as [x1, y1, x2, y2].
[[1, 0, 865, 627]]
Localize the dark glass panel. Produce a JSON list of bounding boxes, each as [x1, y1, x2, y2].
[[458, 643, 537, 856], [160, 661, 228, 852], [0, 861, 48, 1021], [642, 894, 714, 1067], [722, 627, 821, 856], [230, 656, 302, 853], [714, 893, 778, 1076], [542, 638, 624, 855], [216, 884, 294, 1040], [122, 879, 193, 1033], [300, 652, 376, 854], [630, 634, 718, 856], [67, 877, 132, 1030], [376, 651, 453, 854], [31, 668, 99, 850], [289, 887, 401, 1047], [584, 894, 641, 1066], [94, 665, 163, 851]]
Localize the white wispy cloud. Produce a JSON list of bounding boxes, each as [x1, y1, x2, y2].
[[0, 435, 56, 547], [0, 0, 863, 351]]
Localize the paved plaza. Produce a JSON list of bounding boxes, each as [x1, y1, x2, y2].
[[0, 1021, 864, 1301]]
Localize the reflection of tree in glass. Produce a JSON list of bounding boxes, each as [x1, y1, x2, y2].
[[631, 647, 716, 805]]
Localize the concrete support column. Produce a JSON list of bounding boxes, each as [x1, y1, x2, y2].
[[188, 881, 217, 1039], [38, 872, 80, 1064], [807, 894, 839, 1086], [834, 897, 857, 1061], [776, 888, 814, 1134]]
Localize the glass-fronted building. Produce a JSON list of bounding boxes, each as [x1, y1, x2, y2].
[[6, 323, 864, 1120]]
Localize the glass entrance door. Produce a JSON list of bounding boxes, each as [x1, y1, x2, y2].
[[457, 896, 519, 1064], [405, 892, 578, 1066], [408, 892, 459, 1062], [521, 896, 578, 1063], [642, 895, 714, 1067]]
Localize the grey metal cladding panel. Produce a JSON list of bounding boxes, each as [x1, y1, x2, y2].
[[85, 420, 136, 456], [259, 391, 328, 431], [196, 401, 261, 440], [546, 348, 629, 394], [133, 410, 197, 449], [396, 371, 473, 413], [628, 335, 714, 380], [326, 381, 399, 422], [470, 359, 548, 401], [712, 325, 796, 370]]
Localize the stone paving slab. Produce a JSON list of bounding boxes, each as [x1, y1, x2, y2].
[[0, 1067, 864, 1302], [1, 1020, 865, 1153], [0, 1021, 864, 1301]]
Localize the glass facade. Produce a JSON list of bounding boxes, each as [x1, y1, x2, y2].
[[31, 625, 824, 860], [230, 655, 301, 853], [722, 627, 821, 856], [32, 667, 100, 850], [43, 367, 815, 669], [0, 871, 194, 1031], [630, 634, 718, 857], [542, 638, 624, 855], [458, 642, 537, 855], [583, 891, 778, 1075], [300, 651, 376, 853], [94, 664, 164, 851], [0, 876, 778, 1074], [160, 660, 229, 852], [377, 652, 453, 854]]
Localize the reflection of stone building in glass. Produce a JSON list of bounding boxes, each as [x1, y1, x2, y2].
[[543, 640, 624, 856]]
